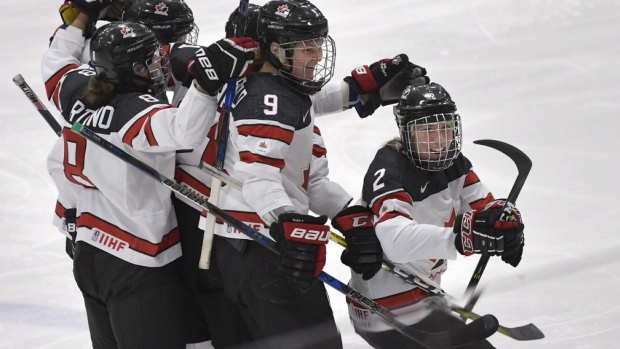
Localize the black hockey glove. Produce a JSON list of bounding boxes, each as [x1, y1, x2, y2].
[[332, 206, 383, 280], [344, 54, 429, 118], [269, 213, 330, 291], [189, 37, 257, 96], [454, 200, 525, 267], [70, 0, 112, 20], [61, 0, 113, 37]]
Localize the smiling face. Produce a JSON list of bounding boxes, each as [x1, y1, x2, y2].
[[409, 119, 456, 160]]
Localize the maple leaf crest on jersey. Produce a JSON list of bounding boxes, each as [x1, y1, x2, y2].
[[154, 2, 169, 16]]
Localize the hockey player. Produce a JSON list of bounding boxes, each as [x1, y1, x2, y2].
[[44, 5, 257, 348], [337, 83, 525, 349]]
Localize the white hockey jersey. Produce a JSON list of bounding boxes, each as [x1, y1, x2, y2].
[[175, 74, 352, 239], [44, 25, 217, 267], [348, 144, 494, 332]]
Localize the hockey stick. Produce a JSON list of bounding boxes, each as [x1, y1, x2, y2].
[[197, 162, 543, 341], [328, 232, 544, 341], [71, 121, 499, 349], [198, 0, 250, 270], [13, 74, 62, 136], [462, 140, 532, 313]]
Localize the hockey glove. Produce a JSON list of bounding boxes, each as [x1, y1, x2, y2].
[[344, 54, 430, 118], [269, 213, 330, 291], [189, 37, 258, 96], [332, 206, 383, 280], [70, 0, 113, 20], [454, 200, 525, 267]]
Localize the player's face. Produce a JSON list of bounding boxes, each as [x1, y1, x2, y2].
[[289, 38, 324, 80], [410, 120, 455, 160]]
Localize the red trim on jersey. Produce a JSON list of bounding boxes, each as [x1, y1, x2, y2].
[[469, 193, 495, 211], [78, 212, 180, 257], [55, 201, 68, 219], [347, 287, 429, 311], [122, 106, 173, 146], [313, 126, 322, 135], [201, 124, 219, 165], [312, 144, 327, 157], [175, 167, 211, 197], [237, 124, 294, 145], [45, 63, 80, 101], [239, 151, 285, 169], [376, 211, 411, 225], [370, 191, 414, 216], [463, 171, 481, 187], [143, 116, 158, 146]]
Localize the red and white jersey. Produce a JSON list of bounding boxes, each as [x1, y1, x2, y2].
[[348, 144, 494, 332], [44, 25, 217, 267], [175, 74, 352, 239]]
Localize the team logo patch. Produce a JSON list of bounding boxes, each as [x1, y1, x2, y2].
[[401, 86, 411, 99], [154, 2, 169, 16], [256, 140, 270, 154], [120, 25, 135, 38], [275, 4, 290, 18]]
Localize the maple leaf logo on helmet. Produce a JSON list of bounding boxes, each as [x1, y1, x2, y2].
[[154, 2, 169, 16], [120, 25, 135, 38], [275, 4, 290, 18]]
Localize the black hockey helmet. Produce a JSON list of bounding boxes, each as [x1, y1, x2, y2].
[[257, 0, 335, 95], [122, 0, 199, 44], [225, 3, 261, 40], [394, 83, 462, 171], [90, 21, 170, 95]]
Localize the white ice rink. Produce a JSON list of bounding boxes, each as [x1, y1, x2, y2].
[[1, 0, 619, 348]]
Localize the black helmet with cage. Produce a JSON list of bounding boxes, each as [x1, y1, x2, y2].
[[90, 21, 170, 95], [257, 0, 335, 95], [122, 0, 199, 45], [393, 83, 462, 171], [225, 3, 261, 40]]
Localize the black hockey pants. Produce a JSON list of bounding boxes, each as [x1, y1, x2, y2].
[[72, 242, 186, 349]]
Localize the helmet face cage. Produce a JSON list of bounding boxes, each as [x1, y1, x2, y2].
[[276, 35, 335, 95], [138, 45, 171, 95], [90, 22, 171, 95], [258, 0, 335, 95], [397, 112, 462, 171]]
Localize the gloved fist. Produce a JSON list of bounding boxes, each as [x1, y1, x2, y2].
[[332, 206, 383, 280], [189, 37, 258, 96], [344, 54, 430, 118], [70, 0, 113, 20], [269, 213, 330, 291], [454, 200, 525, 267], [60, 2, 80, 26]]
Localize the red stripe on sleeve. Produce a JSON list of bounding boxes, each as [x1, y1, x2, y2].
[[312, 144, 327, 157], [463, 171, 481, 187], [376, 211, 412, 225], [370, 191, 414, 216], [239, 151, 285, 169], [469, 193, 495, 211], [122, 106, 173, 146], [144, 116, 158, 146], [55, 201, 67, 219], [45, 64, 80, 100], [313, 126, 322, 135], [237, 124, 294, 145]]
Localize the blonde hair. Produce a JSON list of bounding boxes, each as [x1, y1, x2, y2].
[[385, 137, 404, 153], [83, 76, 117, 109]]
